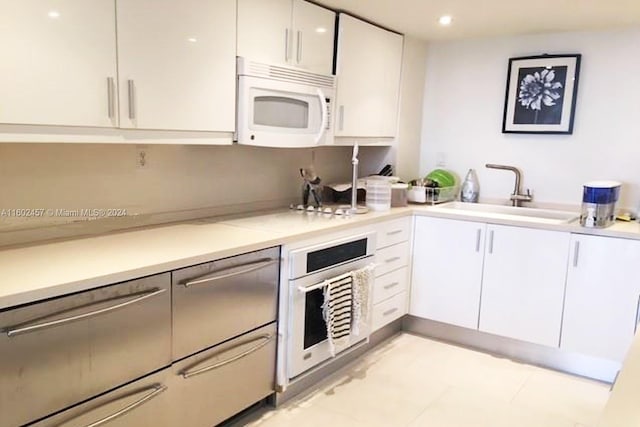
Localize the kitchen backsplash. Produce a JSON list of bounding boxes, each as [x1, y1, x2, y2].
[[0, 143, 392, 247]]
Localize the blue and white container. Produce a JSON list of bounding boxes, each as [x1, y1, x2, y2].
[[580, 181, 621, 228]]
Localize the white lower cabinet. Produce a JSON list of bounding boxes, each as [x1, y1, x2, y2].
[[561, 234, 640, 362], [479, 225, 571, 347], [410, 216, 485, 329], [371, 218, 411, 331]]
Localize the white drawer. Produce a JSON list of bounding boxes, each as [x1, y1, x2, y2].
[[376, 217, 411, 249], [372, 291, 407, 331], [375, 241, 409, 277], [373, 267, 408, 304]]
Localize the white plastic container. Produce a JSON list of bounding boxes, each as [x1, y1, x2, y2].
[[366, 177, 391, 211]]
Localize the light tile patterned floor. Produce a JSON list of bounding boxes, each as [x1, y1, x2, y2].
[[244, 333, 610, 427]]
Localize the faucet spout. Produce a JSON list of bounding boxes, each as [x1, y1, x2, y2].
[[485, 163, 532, 207]]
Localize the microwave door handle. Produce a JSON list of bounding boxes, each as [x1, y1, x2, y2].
[[314, 88, 328, 144]]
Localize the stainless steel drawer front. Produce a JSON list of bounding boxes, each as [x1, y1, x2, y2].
[[0, 273, 171, 427], [31, 369, 172, 427], [168, 322, 277, 427], [172, 247, 279, 360]]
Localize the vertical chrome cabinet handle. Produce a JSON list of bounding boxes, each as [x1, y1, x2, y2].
[[285, 28, 291, 62], [296, 30, 302, 63], [338, 105, 345, 131], [107, 77, 115, 119], [573, 241, 580, 267], [475, 229, 481, 252], [488, 230, 494, 254], [127, 80, 136, 120], [635, 294, 640, 334]]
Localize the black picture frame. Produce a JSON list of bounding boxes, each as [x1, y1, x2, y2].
[[502, 54, 581, 134]]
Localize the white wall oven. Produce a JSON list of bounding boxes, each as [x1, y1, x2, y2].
[[236, 57, 336, 147], [283, 231, 376, 381]]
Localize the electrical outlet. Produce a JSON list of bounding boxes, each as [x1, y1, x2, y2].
[[436, 152, 447, 167], [136, 146, 148, 169]]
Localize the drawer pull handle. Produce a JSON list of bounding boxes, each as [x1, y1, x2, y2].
[[383, 307, 399, 316], [383, 282, 400, 290], [183, 258, 279, 288], [385, 257, 401, 264], [6, 288, 166, 338], [181, 334, 274, 379], [386, 230, 403, 236], [82, 384, 167, 427]]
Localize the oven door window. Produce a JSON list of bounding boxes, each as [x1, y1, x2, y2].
[[304, 289, 327, 349], [254, 96, 309, 129]]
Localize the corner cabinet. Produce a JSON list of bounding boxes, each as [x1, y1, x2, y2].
[[561, 234, 640, 363], [479, 225, 570, 347], [116, 0, 236, 132], [237, 0, 336, 74], [334, 14, 403, 139], [0, 0, 118, 127], [410, 217, 486, 329]]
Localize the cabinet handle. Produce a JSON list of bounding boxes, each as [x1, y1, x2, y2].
[[385, 256, 401, 264], [127, 79, 136, 120], [181, 334, 274, 379], [635, 295, 640, 334], [338, 105, 345, 131], [296, 30, 303, 63], [182, 258, 279, 288], [386, 229, 403, 236], [475, 229, 481, 252], [6, 288, 166, 338], [285, 28, 291, 62], [572, 241, 580, 267], [383, 307, 399, 316], [107, 77, 115, 119], [488, 230, 494, 254], [383, 281, 400, 290], [82, 384, 167, 427]]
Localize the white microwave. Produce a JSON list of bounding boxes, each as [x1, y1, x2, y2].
[[236, 57, 336, 147]]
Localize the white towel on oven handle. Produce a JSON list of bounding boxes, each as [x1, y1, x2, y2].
[[351, 263, 375, 336], [322, 275, 353, 357]]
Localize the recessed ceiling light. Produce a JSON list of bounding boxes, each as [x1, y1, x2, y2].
[[438, 15, 452, 26], [48, 10, 60, 18], [187, 37, 197, 43], [315, 27, 327, 34]]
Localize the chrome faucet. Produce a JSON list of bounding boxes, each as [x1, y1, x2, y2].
[[485, 164, 533, 207]]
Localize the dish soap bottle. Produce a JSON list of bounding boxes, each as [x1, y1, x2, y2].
[[461, 169, 479, 203]]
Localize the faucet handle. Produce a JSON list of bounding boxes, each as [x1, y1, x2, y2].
[[526, 188, 532, 196]]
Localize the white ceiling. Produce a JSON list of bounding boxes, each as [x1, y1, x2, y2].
[[315, 0, 640, 41]]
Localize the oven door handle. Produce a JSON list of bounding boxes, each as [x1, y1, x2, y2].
[[182, 258, 279, 288], [297, 263, 376, 293]]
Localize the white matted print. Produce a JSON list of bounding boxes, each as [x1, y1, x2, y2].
[[502, 54, 581, 134]]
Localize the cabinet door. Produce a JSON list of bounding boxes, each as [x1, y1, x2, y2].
[[410, 217, 485, 329], [561, 234, 640, 362], [291, 0, 335, 74], [0, 0, 117, 127], [117, 0, 236, 131], [237, 0, 292, 66], [335, 14, 403, 138], [479, 225, 570, 347]]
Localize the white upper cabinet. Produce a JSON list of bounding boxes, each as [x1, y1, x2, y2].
[[334, 14, 403, 138], [479, 225, 570, 347], [0, 0, 118, 127], [117, 0, 236, 132], [411, 217, 486, 329], [237, 0, 335, 75], [561, 234, 640, 363]]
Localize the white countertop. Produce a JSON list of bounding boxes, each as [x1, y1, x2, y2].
[[1, 203, 640, 310]]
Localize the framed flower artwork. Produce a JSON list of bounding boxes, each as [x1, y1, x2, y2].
[[502, 54, 581, 134]]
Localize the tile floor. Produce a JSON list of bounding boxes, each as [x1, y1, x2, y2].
[[244, 333, 611, 427]]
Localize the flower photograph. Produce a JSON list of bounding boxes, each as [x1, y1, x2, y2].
[[502, 54, 581, 134]]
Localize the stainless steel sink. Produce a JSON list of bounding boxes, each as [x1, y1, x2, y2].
[[429, 201, 579, 224]]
